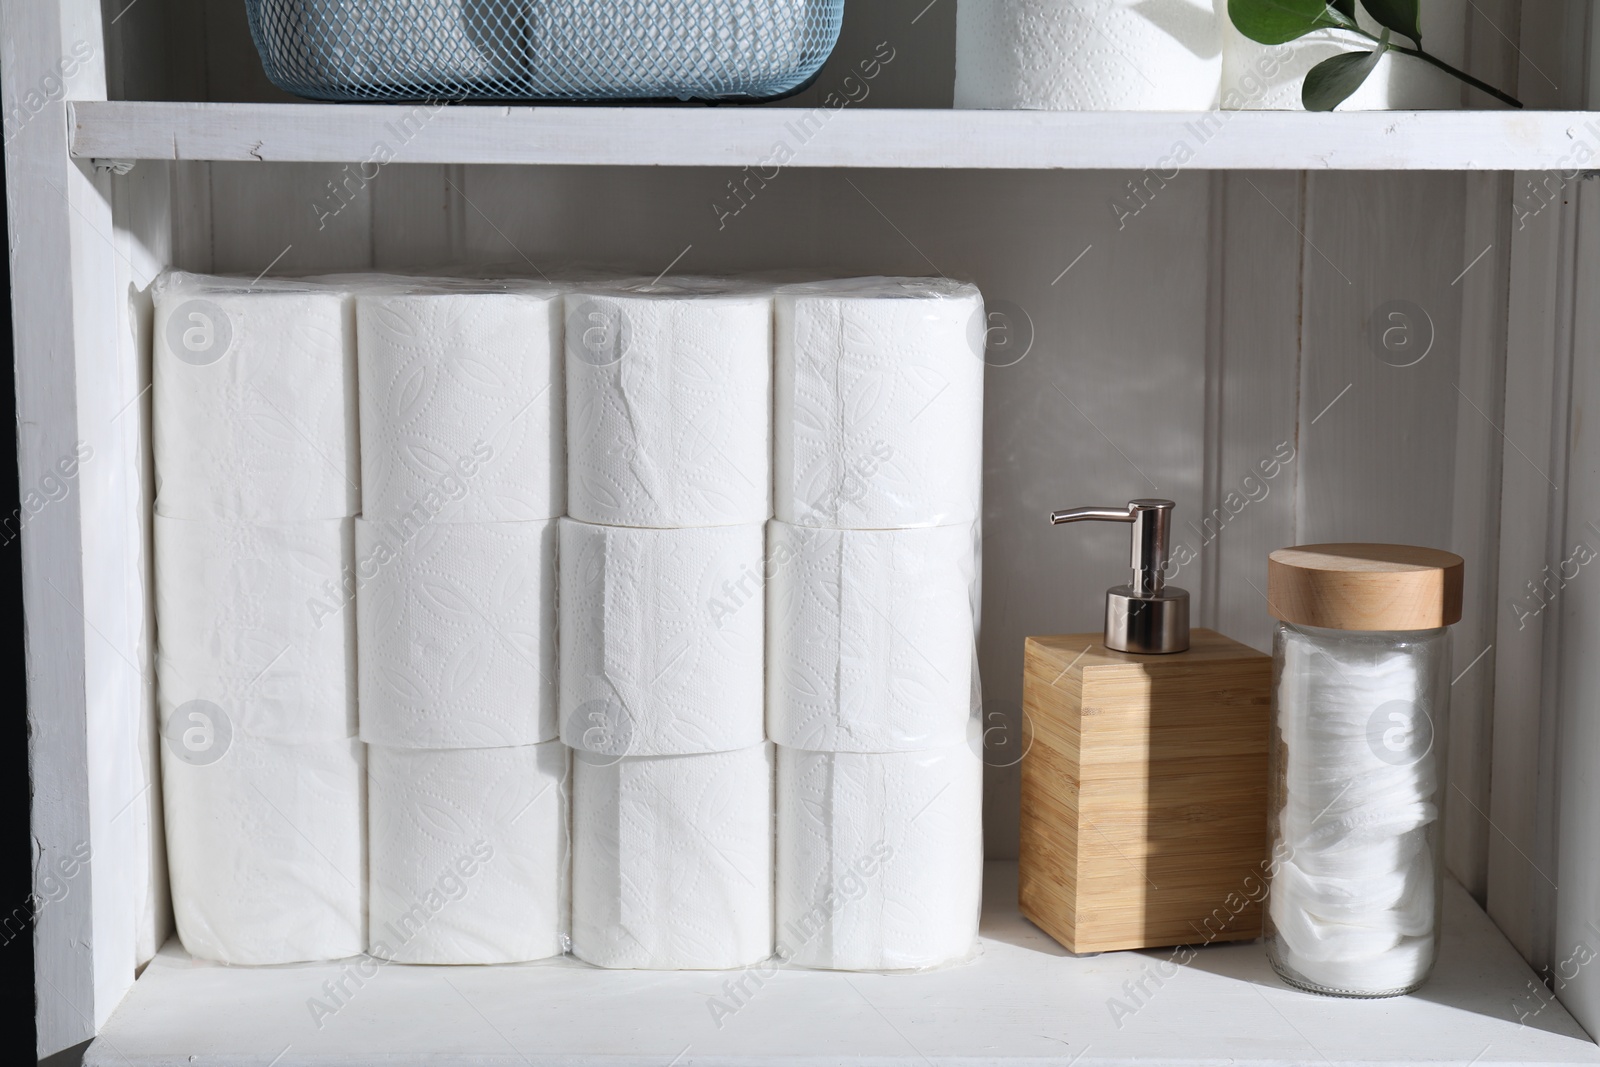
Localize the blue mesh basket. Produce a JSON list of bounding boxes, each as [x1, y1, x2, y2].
[[245, 0, 846, 103]]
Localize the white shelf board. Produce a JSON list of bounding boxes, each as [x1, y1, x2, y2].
[[69, 101, 1598, 170], [87, 863, 1598, 1066]]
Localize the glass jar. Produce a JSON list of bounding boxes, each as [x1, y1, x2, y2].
[[1264, 545, 1463, 998]]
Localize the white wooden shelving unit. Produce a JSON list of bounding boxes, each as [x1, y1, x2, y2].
[[13, 0, 1600, 1063]]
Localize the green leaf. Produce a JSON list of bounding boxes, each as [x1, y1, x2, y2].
[[1302, 33, 1390, 110], [1229, 0, 1356, 45], [1360, 0, 1422, 43]]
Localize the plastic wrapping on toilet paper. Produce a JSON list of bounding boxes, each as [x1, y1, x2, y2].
[[153, 272, 359, 521], [1221, 0, 1464, 110], [155, 513, 355, 742], [356, 284, 564, 523], [559, 518, 766, 757], [1269, 627, 1442, 995], [367, 741, 569, 964], [163, 735, 365, 964], [776, 744, 983, 971], [571, 744, 774, 969], [565, 282, 772, 528], [774, 279, 984, 530], [356, 517, 558, 749], [954, 0, 1223, 111], [767, 521, 979, 752]]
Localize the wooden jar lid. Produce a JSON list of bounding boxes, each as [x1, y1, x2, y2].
[[1267, 544, 1464, 631]]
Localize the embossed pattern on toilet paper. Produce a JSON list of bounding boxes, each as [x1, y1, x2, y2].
[[768, 522, 977, 752], [566, 291, 771, 528], [357, 518, 557, 748], [774, 280, 984, 529], [955, 0, 1223, 111], [368, 742, 568, 964], [559, 519, 765, 756], [154, 279, 358, 520], [777, 745, 982, 971], [155, 514, 355, 741], [163, 736, 365, 964], [572, 744, 773, 969], [358, 289, 564, 523]]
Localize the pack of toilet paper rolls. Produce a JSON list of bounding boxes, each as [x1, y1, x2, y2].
[[955, 0, 1224, 111], [1222, 0, 1465, 110], [777, 744, 983, 971], [162, 735, 365, 964], [775, 279, 984, 530], [565, 283, 772, 528], [155, 513, 356, 742], [357, 284, 565, 524], [559, 518, 765, 757], [153, 273, 359, 522], [368, 741, 568, 964], [357, 517, 557, 749], [571, 743, 774, 969], [767, 521, 978, 752]]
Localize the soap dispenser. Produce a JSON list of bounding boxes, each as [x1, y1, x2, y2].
[[1018, 499, 1271, 954]]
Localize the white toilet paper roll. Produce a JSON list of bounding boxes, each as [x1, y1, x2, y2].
[[572, 744, 774, 969], [162, 735, 365, 964], [1222, 0, 1464, 110], [767, 521, 977, 752], [368, 742, 568, 964], [356, 518, 557, 749], [775, 279, 984, 530], [154, 274, 358, 521], [357, 288, 564, 523], [155, 514, 355, 742], [777, 744, 983, 971], [955, 0, 1223, 111], [565, 287, 772, 528], [559, 519, 765, 757]]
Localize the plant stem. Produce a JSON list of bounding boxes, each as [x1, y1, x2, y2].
[[1387, 45, 1524, 108], [1340, 26, 1524, 108]]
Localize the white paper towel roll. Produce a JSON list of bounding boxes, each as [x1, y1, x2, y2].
[[955, 0, 1223, 111], [777, 744, 983, 971], [357, 287, 564, 523], [572, 744, 774, 969], [356, 518, 557, 748], [768, 521, 977, 752], [155, 514, 355, 742], [154, 274, 357, 521], [565, 287, 771, 528], [368, 742, 568, 964], [1222, 0, 1464, 110], [775, 279, 984, 530], [559, 518, 765, 757], [162, 735, 365, 964]]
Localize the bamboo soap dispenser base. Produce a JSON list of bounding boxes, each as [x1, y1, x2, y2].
[[1019, 629, 1271, 954]]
